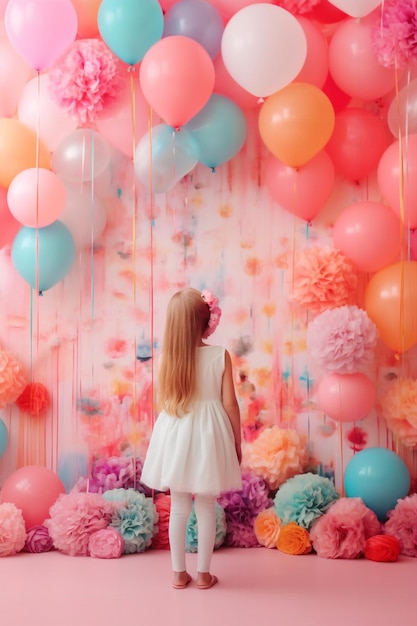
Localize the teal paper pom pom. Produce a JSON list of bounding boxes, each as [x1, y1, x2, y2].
[[186, 502, 227, 553], [274, 473, 339, 530], [103, 488, 159, 554]]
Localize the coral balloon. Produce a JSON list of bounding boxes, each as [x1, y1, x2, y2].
[[317, 373, 376, 423], [328, 17, 399, 100], [5, 0, 77, 71], [309, 0, 345, 23], [294, 17, 329, 89], [0, 119, 51, 188], [7, 168, 66, 228], [71, 0, 101, 38], [265, 150, 335, 222], [221, 4, 307, 98], [322, 72, 351, 114], [377, 134, 417, 230], [364, 261, 417, 353], [258, 82, 335, 167], [0, 39, 32, 118], [0, 465, 66, 529], [387, 79, 417, 139], [325, 108, 390, 182], [0, 185, 20, 249], [140, 36, 215, 128], [207, 0, 274, 22], [333, 201, 402, 273]]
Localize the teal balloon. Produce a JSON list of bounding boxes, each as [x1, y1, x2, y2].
[[11, 221, 75, 294], [0, 419, 8, 458], [98, 0, 164, 65], [344, 447, 410, 521], [185, 93, 247, 170]]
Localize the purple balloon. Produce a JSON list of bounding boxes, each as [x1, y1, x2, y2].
[[163, 0, 223, 60]]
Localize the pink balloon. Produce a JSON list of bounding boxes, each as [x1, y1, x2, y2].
[[207, 0, 274, 22], [7, 168, 66, 228], [213, 54, 259, 110], [0, 39, 32, 118], [328, 17, 400, 100], [294, 17, 329, 89], [0, 185, 20, 248], [265, 150, 335, 222], [333, 201, 402, 273], [0, 465, 66, 529], [325, 107, 390, 182], [17, 74, 77, 152], [377, 134, 417, 230], [5, 0, 78, 71], [317, 373, 376, 423], [140, 36, 215, 128]]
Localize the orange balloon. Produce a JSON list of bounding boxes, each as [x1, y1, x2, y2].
[[258, 82, 335, 167], [0, 119, 51, 188], [71, 0, 101, 38], [364, 261, 417, 354]]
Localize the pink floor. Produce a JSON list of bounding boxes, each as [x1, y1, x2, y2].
[[1, 548, 416, 626]]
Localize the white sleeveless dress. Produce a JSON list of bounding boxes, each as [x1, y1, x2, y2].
[[141, 345, 242, 495]]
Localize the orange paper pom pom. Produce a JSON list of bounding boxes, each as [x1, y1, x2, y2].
[[16, 382, 50, 417], [276, 521, 312, 555], [0, 347, 27, 409], [254, 508, 281, 548], [364, 535, 401, 562]]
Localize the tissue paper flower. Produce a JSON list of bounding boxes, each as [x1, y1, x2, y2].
[[103, 488, 158, 554], [276, 522, 312, 555], [0, 346, 27, 409], [364, 535, 401, 562], [310, 497, 381, 559], [379, 378, 417, 448], [151, 494, 171, 550], [24, 525, 53, 553], [307, 306, 378, 373], [384, 494, 417, 557], [88, 527, 124, 558], [76, 455, 151, 496], [186, 502, 227, 552], [0, 503, 26, 557], [254, 508, 282, 548], [16, 382, 50, 417], [371, 0, 417, 68], [243, 426, 308, 490], [45, 492, 113, 556], [274, 473, 339, 530]]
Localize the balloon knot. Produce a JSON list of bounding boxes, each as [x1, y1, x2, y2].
[[257, 97, 265, 104], [394, 353, 400, 361], [175, 126, 181, 133], [39, 291, 44, 297], [211, 167, 216, 174], [127, 64, 136, 73]]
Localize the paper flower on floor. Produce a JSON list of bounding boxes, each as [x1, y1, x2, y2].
[[242, 426, 308, 490], [0, 503, 26, 557], [24, 525, 53, 553], [186, 502, 227, 552], [48, 39, 121, 125], [88, 527, 124, 559], [76, 455, 151, 496], [274, 473, 339, 530], [275, 0, 320, 14], [15, 382, 50, 417], [290, 246, 357, 317], [364, 535, 401, 562], [0, 346, 27, 409], [310, 497, 382, 559], [218, 471, 273, 547], [254, 508, 282, 548], [379, 378, 417, 448], [151, 494, 171, 550], [45, 491, 113, 556], [277, 522, 312, 555], [384, 494, 417, 557], [103, 488, 158, 554], [371, 0, 417, 68], [307, 306, 378, 373]]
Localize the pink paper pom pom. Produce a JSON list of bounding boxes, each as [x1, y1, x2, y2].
[[307, 306, 378, 373], [242, 426, 309, 490], [384, 494, 417, 557], [290, 247, 357, 317], [151, 494, 171, 550], [48, 39, 121, 125], [371, 0, 417, 68], [88, 527, 124, 559], [0, 346, 27, 409], [44, 492, 114, 556], [379, 378, 417, 448], [275, 0, 320, 14], [0, 503, 26, 557], [310, 497, 381, 559]]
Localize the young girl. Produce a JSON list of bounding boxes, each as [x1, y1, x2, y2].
[[141, 287, 242, 590]]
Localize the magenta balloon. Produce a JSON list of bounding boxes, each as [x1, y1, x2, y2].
[[333, 201, 402, 273], [317, 373, 376, 423]]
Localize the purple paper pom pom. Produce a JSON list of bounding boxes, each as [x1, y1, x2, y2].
[[25, 525, 53, 553]]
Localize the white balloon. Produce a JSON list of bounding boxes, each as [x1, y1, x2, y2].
[[59, 186, 107, 249], [221, 4, 307, 98], [52, 129, 111, 183], [388, 78, 417, 138], [327, 0, 381, 18]]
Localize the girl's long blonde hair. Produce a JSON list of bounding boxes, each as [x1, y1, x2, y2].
[[158, 288, 210, 417]]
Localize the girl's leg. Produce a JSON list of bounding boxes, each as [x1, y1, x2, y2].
[[169, 491, 192, 587], [194, 493, 218, 588]]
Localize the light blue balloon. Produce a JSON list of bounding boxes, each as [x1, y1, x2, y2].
[[0, 419, 8, 458], [344, 447, 410, 521], [11, 221, 75, 294], [58, 452, 89, 493], [163, 0, 224, 60], [98, 0, 164, 65], [185, 94, 247, 170]]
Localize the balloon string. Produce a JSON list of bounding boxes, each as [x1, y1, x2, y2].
[[339, 422, 345, 496], [90, 129, 96, 385], [396, 62, 406, 360], [148, 107, 155, 435]]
